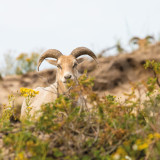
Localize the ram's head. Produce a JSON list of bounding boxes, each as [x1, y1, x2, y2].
[[37, 47, 97, 83], [129, 36, 155, 50]]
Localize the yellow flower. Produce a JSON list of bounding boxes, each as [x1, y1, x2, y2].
[[112, 146, 127, 160], [35, 91, 39, 94], [16, 53, 27, 60], [138, 143, 148, 150], [15, 152, 26, 160], [116, 147, 126, 155], [27, 106, 32, 109], [20, 88, 39, 97], [23, 94, 28, 97], [26, 58, 31, 62], [154, 133, 160, 139], [148, 133, 154, 139]]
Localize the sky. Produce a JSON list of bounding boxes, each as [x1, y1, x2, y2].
[[0, 0, 160, 68]]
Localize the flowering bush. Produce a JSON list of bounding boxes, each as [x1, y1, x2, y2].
[[20, 88, 39, 98], [1, 62, 160, 159], [16, 52, 40, 75], [2, 51, 40, 76], [20, 87, 39, 119]]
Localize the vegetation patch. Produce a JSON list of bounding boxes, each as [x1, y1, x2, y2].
[[1, 61, 160, 160]]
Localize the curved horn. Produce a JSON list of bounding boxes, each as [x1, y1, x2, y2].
[[129, 37, 140, 45], [145, 35, 155, 43], [71, 47, 98, 63], [37, 49, 63, 71]]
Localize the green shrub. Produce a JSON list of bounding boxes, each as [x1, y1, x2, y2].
[[16, 52, 40, 75], [2, 51, 40, 76], [1, 62, 160, 159]]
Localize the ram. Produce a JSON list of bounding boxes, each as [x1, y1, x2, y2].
[[20, 47, 97, 120], [129, 36, 155, 50]]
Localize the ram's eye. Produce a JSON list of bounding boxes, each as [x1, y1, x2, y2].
[[73, 63, 77, 68], [57, 64, 62, 69]]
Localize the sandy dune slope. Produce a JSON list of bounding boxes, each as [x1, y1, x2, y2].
[[0, 43, 160, 114]]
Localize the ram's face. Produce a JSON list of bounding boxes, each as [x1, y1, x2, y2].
[[56, 55, 78, 83], [39, 47, 97, 84]]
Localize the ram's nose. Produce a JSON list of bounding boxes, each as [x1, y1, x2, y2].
[[64, 74, 72, 80]]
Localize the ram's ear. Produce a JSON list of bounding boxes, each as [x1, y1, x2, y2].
[[45, 59, 57, 66], [76, 57, 85, 64]]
